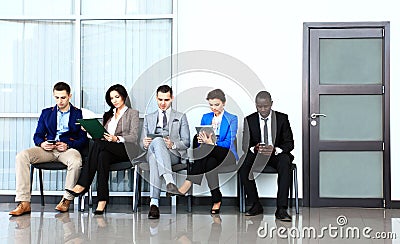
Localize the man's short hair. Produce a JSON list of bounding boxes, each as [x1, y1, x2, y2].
[[206, 89, 226, 103], [156, 85, 173, 96], [53, 82, 71, 94], [255, 91, 272, 103]]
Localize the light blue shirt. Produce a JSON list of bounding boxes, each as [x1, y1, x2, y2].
[[55, 107, 70, 141]]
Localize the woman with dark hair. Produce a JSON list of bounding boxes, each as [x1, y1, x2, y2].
[[176, 89, 238, 214], [66, 84, 139, 214]]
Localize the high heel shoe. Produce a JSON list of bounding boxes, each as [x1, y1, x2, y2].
[[94, 203, 107, 215], [65, 188, 84, 197], [210, 202, 221, 215]]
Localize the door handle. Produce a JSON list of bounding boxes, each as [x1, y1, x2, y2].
[[310, 113, 327, 119]]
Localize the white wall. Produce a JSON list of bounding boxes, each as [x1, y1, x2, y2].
[[177, 0, 400, 200]]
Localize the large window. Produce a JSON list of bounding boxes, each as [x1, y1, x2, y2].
[[0, 0, 173, 194]]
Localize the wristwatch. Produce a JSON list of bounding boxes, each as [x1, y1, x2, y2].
[[171, 142, 177, 150]]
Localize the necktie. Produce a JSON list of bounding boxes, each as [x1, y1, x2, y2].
[[162, 111, 167, 128], [262, 117, 268, 144]]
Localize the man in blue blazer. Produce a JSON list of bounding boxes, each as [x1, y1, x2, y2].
[[10, 82, 87, 216]]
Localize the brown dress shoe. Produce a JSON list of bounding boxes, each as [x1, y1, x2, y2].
[[55, 198, 71, 212], [9, 202, 31, 216]]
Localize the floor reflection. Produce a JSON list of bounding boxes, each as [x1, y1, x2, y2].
[[2, 204, 400, 243]]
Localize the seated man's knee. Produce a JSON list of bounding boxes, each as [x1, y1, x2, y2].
[[277, 154, 291, 171], [150, 137, 165, 146], [15, 150, 29, 164]]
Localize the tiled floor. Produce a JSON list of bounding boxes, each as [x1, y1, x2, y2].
[[1, 203, 400, 243]]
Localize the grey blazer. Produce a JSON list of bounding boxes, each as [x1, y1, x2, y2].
[[140, 109, 190, 161], [104, 108, 140, 144]]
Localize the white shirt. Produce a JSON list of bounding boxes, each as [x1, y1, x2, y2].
[[259, 113, 272, 146], [107, 105, 128, 143], [157, 107, 171, 128], [249, 111, 282, 155], [212, 110, 224, 136]]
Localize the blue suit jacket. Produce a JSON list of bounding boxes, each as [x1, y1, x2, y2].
[[33, 104, 88, 151], [201, 110, 238, 160]]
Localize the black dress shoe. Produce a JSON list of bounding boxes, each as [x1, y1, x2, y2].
[[166, 183, 183, 197], [94, 205, 107, 215], [65, 189, 84, 197], [245, 202, 264, 216], [275, 208, 292, 222], [148, 205, 160, 219]]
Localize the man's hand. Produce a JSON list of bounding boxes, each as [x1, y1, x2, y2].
[[143, 137, 152, 149], [163, 136, 173, 149], [257, 143, 274, 156], [41, 141, 56, 151], [55, 141, 69, 152]]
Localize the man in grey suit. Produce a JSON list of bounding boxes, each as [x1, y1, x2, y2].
[[140, 85, 190, 219]]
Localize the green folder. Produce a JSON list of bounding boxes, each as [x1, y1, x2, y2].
[[76, 118, 107, 139]]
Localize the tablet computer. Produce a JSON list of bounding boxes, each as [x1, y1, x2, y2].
[[195, 125, 213, 134], [195, 125, 216, 143], [76, 118, 108, 139], [147, 133, 164, 139]]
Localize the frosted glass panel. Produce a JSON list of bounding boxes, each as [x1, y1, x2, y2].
[[0, 0, 73, 15], [320, 39, 382, 84], [320, 95, 382, 141], [0, 20, 74, 113], [82, 0, 172, 15], [320, 151, 382, 198], [81, 20, 172, 114]]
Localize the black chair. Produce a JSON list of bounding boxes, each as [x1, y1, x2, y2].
[[132, 157, 192, 212], [238, 162, 299, 214], [29, 149, 88, 211]]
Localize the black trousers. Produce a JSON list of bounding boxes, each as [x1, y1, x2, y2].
[[239, 153, 291, 209], [187, 143, 231, 204], [76, 140, 137, 202]]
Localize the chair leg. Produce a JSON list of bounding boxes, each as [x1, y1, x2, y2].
[[38, 169, 45, 206], [294, 165, 299, 214], [30, 165, 34, 193], [238, 175, 246, 213], [289, 165, 294, 209], [79, 194, 85, 212], [89, 185, 93, 206], [132, 165, 140, 212], [187, 187, 193, 213]]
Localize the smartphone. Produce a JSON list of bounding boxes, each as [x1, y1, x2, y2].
[[46, 140, 57, 144]]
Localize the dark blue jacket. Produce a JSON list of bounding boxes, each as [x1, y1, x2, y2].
[[33, 104, 88, 151]]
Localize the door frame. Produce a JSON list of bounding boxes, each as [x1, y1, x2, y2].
[[302, 22, 391, 208]]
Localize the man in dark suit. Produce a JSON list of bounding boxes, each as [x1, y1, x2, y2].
[[239, 91, 294, 221], [9, 82, 87, 216]]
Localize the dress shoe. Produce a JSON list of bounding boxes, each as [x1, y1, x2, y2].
[[275, 208, 292, 222], [94, 202, 107, 215], [148, 205, 160, 219], [55, 198, 71, 212], [166, 183, 183, 197], [210, 201, 221, 215], [9, 202, 31, 216], [245, 202, 264, 216], [65, 188, 84, 197]]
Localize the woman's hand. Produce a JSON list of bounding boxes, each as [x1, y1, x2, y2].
[[104, 133, 117, 142], [198, 131, 214, 145]]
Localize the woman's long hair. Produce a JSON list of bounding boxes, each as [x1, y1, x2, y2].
[[103, 84, 130, 126]]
